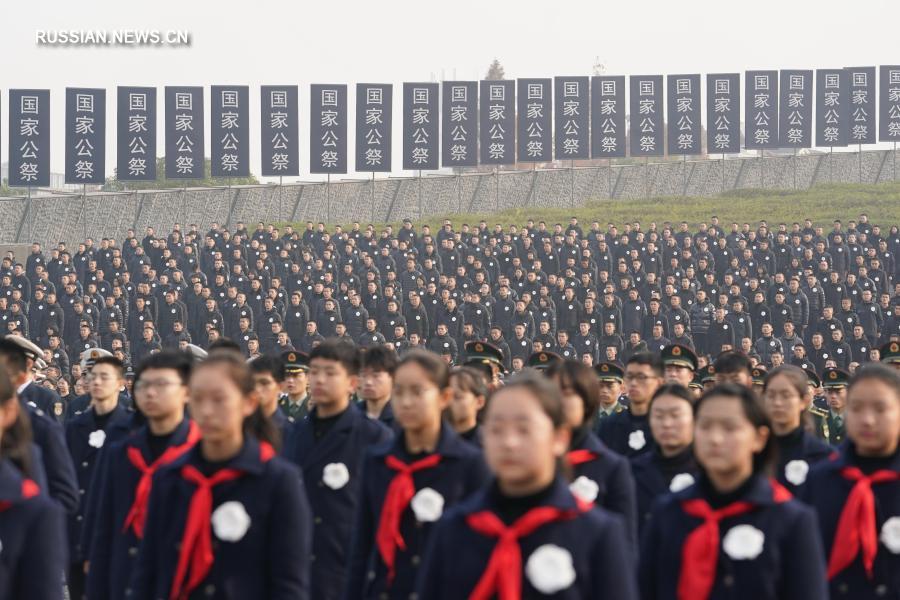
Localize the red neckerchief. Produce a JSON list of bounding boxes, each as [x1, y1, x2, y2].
[[465, 497, 592, 599], [168, 441, 274, 600], [677, 479, 791, 600], [375, 453, 442, 583], [123, 421, 202, 538], [0, 479, 40, 511], [565, 449, 597, 466], [827, 467, 900, 580]]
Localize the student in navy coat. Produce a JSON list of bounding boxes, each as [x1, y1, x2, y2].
[[248, 354, 294, 444], [345, 350, 490, 600], [448, 366, 487, 447], [546, 359, 638, 550], [85, 351, 200, 600], [357, 345, 399, 430], [800, 364, 900, 600], [597, 353, 664, 458], [285, 339, 393, 600], [630, 384, 700, 535], [65, 356, 133, 600], [415, 371, 638, 599], [0, 338, 78, 514], [0, 361, 67, 600], [761, 365, 833, 494], [130, 351, 312, 600], [639, 384, 827, 600]]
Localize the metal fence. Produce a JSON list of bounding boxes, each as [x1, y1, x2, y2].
[[3, 148, 898, 248]]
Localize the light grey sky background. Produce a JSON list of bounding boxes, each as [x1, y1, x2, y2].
[[4, 0, 899, 182]]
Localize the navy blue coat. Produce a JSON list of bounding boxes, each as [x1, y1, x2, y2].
[[596, 409, 656, 459], [800, 444, 900, 600], [415, 476, 638, 599], [639, 474, 827, 600], [130, 437, 313, 600], [568, 432, 638, 551], [0, 458, 67, 600], [64, 404, 133, 562], [286, 405, 393, 600], [23, 401, 79, 514], [85, 419, 197, 600], [19, 379, 62, 414], [344, 424, 490, 600], [630, 446, 699, 535], [773, 426, 834, 495]]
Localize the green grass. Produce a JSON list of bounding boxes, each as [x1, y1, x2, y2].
[[276, 182, 900, 232]]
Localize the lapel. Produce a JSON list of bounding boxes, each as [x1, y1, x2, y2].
[[294, 405, 360, 466]]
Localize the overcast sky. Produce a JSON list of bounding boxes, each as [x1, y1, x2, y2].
[[5, 0, 899, 181]]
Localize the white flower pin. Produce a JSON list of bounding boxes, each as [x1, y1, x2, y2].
[[879, 516, 900, 554], [211, 501, 251, 542], [784, 460, 809, 486], [669, 473, 695, 493], [410, 487, 444, 522], [569, 476, 599, 503], [88, 429, 107, 449], [526, 544, 576, 594], [628, 430, 646, 451], [722, 524, 765, 560], [322, 462, 350, 490]]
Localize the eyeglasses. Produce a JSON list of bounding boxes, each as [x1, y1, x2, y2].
[[623, 373, 655, 383]]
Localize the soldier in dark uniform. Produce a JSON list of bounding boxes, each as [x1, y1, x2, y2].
[[463, 340, 504, 392], [9, 335, 62, 415], [821, 367, 849, 446], [278, 351, 310, 421], [594, 361, 626, 420]]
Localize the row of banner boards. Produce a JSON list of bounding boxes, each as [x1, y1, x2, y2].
[[5, 67, 900, 187]]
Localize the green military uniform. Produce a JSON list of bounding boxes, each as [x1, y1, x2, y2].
[[820, 367, 849, 446], [527, 351, 563, 371], [595, 362, 627, 419], [661, 344, 699, 371], [881, 341, 900, 367], [278, 350, 310, 422]]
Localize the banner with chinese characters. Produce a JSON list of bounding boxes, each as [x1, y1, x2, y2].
[[165, 86, 204, 179], [309, 84, 347, 174], [480, 80, 515, 165], [8, 90, 50, 187], [65, 88, 106, 184], [403, 82, 438, 170], [117, 87, 156, 181], [442, 81, 477, 168], [211, 85, 249, 177], [554, 76, 589, 160], [666, 74, 701, 155], [845, 67, 875, 145], [779, 70, 813, 148], [815, 70, 849, 148], [879, 65, 900, 142], [744, 71, 778, 149], [355, 84, 392, 172], [706, 74, 740, 154], [516, 78, 551, 163], [260, 86, 299, 177], [629, 75, 663, 156], [591, 76, 625, 158]]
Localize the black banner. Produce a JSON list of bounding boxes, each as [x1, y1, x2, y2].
[[117, 87, 156, 181], [65, 88, 106, 184], [666, 74, 701, 155], [554, 76, 589, 160], [779, 70, 813, 148], [706, 74, 740, 154], [845, 67, 876, 145], [629, 75, 663, 157], [356, 84, 393, 172], [403, 82, 438, 171], [165, 86, 204, 179], [591, 76, 626, 158], [260, 86, 299, 177], [879, 65, 900, 142], [480, 80, 515, 165], [516, 78, 551, 163], [310, 84, 347, 174], [8, 90, 50, 187], [815, 70, 849, 148], [211, 86, 250, 177], [744, 71, 778, 149], [442, 81, 477, 168]]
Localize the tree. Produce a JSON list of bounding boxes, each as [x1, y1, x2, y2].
[[102, 157, 258, 191], [485, 59, 505, 81]]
